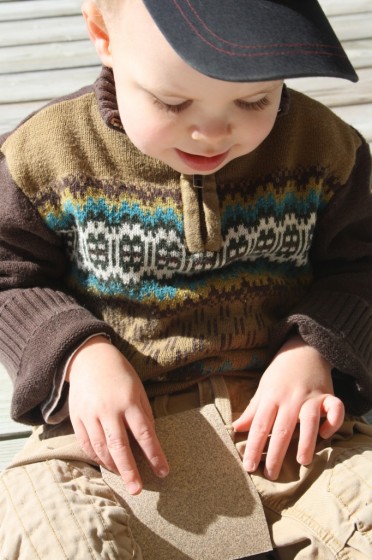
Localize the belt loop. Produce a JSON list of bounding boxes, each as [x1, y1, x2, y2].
[[209, 376, 234, 439], [152, 394, 169, 418], [198, 378, 214, 406]]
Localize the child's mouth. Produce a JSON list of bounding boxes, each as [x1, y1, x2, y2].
[[175, 149, 229, 172]]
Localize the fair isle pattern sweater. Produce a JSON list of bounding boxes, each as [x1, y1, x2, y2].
[[0, 68, 372, 424]]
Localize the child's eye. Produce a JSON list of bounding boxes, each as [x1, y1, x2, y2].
[[235, 96, 271, 111], [153, 98, 192, 114]]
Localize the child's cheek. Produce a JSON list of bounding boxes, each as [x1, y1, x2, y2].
[[123, 122, 167, 158], [134, 121, 176, 157]]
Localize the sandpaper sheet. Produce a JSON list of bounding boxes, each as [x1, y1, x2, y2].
[[102, 404, 273, 559]]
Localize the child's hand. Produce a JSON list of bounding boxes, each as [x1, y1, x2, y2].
[[233, 334, 344, 480], [67, 336, 169, 495]]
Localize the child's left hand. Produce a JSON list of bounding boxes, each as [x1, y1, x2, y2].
[[232, 334, 345, 480]]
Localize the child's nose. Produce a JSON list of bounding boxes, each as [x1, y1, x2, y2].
[[190, 119, 232, 143]]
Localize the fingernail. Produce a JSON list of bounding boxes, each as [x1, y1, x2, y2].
[[127, 482, 141, 495], [158, 467, 169, 478], [243, 460, 256, 472]]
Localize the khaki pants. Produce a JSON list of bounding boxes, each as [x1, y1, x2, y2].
[[1, 374, 372, 559]]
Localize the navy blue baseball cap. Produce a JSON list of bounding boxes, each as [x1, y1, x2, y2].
[[142, 0, 358, 83]]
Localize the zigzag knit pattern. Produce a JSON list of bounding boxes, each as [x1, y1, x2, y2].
[[35, 169, 327, 305]]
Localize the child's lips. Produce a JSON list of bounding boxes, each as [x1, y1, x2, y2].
[[175, 148, 230, 171]]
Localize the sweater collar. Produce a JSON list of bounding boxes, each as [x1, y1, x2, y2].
[[93, 67, 124, 132]]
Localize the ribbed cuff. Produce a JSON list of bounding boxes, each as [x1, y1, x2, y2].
[[273, 289, 372, 414], [0, 287, 115, 424]]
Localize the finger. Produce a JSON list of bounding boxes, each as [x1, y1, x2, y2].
[[73, 419, 100, 462], [126, 406, 169, 478], [319, 395, 345, 439], [297, 399, 321, 466], [140, 391, 156, 423], [101, 418, 143, 495], [73, 418, 118, 473], [242, 403, 277, 473], [232, 399, 257, 432], [264, 408, 299, 480]]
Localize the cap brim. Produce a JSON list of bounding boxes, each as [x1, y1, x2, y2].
[[143, 0, 358, 83]]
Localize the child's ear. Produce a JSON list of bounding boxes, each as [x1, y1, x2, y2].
[[82, 1, 112, 67]]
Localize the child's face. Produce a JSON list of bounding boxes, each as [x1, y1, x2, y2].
[[86, 0, 283, 175]]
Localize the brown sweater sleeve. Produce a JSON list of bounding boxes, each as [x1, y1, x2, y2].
[[274, 136, 372, 414], [0, 148, 115, 425]]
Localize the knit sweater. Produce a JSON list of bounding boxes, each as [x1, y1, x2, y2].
[[0, 68, 371, 424]]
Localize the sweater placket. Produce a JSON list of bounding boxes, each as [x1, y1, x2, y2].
[[179, 174, 222, 254]]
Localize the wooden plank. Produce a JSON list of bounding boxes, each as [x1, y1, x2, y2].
[[287, 67, 372, 107], [0, 0, 81, 21], [0, 66, 100, 103], [0, 437, 28, 472], [0, 363, 32, 470], [0, 101, 48, 134], [329, 12, 372, 42], [0, 364, 31, 437], [331, 103, 372, 141], [320, 0, 372, 16], [0, 15, 87, 47], [0, 40, 97, 74], [343, 39, 372, 70], [0, 365, 14, 434]]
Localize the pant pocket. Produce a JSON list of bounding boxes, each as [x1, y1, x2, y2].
[[0, 459, 142, 560], [328, 442, 372, 557]]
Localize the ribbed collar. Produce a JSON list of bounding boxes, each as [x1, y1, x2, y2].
[[93, 67, 124, 132]]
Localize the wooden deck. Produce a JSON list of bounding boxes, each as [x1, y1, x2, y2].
[[0, 0, 372, 470]]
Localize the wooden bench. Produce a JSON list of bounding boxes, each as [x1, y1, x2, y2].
[[1, 0, 372, 470]]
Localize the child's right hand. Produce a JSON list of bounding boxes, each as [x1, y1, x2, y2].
[[66, 336, 169, 495]]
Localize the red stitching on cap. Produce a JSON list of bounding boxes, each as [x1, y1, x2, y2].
[[172, 0, 344, 56]]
